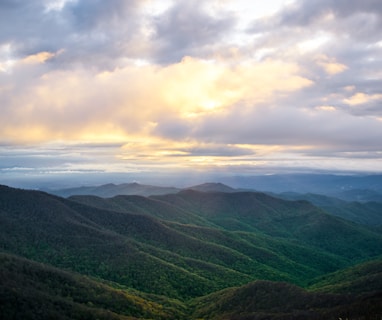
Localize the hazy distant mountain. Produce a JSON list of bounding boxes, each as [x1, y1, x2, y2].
[[1, 184, 381, 319], [186, 182, 238, 193], [46, 174, 382, 201], [277, 192, 382, 226], [220, 173, 382, 195], [48, 182, 181, 198], [49, 182, 238, 198], [334, 188, 382, 202]]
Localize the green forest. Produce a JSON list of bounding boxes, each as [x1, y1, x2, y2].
[[0, 184, 381, 319]]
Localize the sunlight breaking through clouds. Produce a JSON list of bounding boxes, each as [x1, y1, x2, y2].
[[1, 0, 382, 183]]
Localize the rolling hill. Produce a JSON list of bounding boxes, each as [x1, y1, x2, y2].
[[277, 192, 382, 226], [1, 184, 382, 319], [190, 278, 382, 320], [0, 252, 185, 320]]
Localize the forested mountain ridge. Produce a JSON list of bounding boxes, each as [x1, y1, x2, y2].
[[1, 184, 381, 319], [0, 252, 185, 320], [51, 178, 382, 227], [276, 191, 382, 226]]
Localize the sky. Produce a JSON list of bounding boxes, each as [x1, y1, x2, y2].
[[1, 0, 382, 187]]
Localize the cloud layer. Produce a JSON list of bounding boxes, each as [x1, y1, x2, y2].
[[1, 0, 382, 181]]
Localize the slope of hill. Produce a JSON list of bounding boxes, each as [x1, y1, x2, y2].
[[1, 186, 263, 299], [59, 191, 380, 284], [191, 259, 382, 320], [2, 251, 381, 320], [309, 259, 382, 294], [277, 192, 382, 226], [1, 184, 382, 319], [190, 279, 382, 320], [69, 194, 215, 227], [0, 252, 185, 320], [153, 190, 382, 259], [70, 189, 382, 268]]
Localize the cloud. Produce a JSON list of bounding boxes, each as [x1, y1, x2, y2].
[[21, 51, 57, 64], [150, 1, 236, 63], [0, 0, 149, 70], [156, 97, 382, 154], [343, 92, 382, 106], [0, 55, 312, 144], [1, 0, 382, 178], [274, 0, 382, 34], [315, 55, 348, 75]]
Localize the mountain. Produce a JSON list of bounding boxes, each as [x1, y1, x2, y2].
[[334, 188, 382, 202], [152, 190, 382, 258], [49, 182, 238, 199], [1, 184, 382, 319], [191, 260, 382, 320], [309, 259, 382, 294], [69, 189, 382, 262], [1, 185, 259, 300], [2, 252, 381, 320], [0, 252, 185, 320], [186, 182, 237, 193], [220, 173, 382, 195], [46, 174, 382, 201], [191, 278, 382, 320], [277, 192, 382, 226], [68, 194, 214, 227], [47, 182, 180, 198]]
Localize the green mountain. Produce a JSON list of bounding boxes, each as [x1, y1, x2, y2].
[[0, 252, 185, 320], [153, 190, 382, 258], [190, 277, 382, 320], [277, 192, 382, 226], [1, 184, 382, 319], [309, 259, 382, 294], [191, 260, 382, 320]]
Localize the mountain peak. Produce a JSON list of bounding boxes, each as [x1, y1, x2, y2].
[[186, 182, 236, 193]]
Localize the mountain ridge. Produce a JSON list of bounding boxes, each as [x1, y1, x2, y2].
[[1, 184, 381, 319]]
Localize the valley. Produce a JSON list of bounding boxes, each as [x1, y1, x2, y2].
[[1, 183, 381, 319]]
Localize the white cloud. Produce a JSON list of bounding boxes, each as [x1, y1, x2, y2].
[[1, 0, 382, 178]]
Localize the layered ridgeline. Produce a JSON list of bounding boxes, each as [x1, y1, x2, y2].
[[275, 191, 382, 226], [47, 174, 382, 199], [49, 181, 382, 227], [1, 185, 381, 319]]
